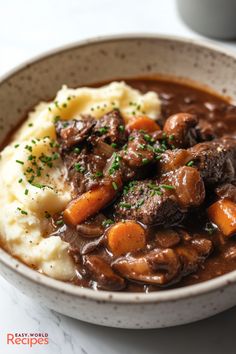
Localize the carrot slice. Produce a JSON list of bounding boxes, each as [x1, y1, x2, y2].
[[107, 221, 146, 256], [207, 199, 236, 237], [64, 184, 116, 225], [127, 116, 160, 133]]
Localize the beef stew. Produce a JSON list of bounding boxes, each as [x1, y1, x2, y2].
[[50, 79, 236, 292]]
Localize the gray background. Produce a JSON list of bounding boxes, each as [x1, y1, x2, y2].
[[0, 1, 235, 353]]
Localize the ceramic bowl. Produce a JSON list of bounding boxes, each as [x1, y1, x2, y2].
[[1, 35, 236, 329]]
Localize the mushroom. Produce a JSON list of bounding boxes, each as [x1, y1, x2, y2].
[[113, 248, 181, 285], [163, 113, 198, 148], [84, 255, 126, 290]]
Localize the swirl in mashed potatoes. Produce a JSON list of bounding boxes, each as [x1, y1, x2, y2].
[[0, 81, 161, 281]]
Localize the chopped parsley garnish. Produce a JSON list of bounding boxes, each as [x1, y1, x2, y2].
[[147, 183, 175, 194], [138, 143, 146, 150], [30, 182, 42, 188], [73, 147, 81, 154], [186, 160, 194, 167], [118, 125, 125, 132], [136, 198, 144, 207], [74, 163, 86, 173], [147, 183, 159, 190], [14, 144, 19, 148], [98, 126, 108, 135], [94, 171, 103, 178], [154, 147, 166, 154], [17, 207, 28, 215], [120, 202, 131, 209], [102, 219, 114, 227], [36, 168, 42, 177], [30, 182, 52, 190], [28, 176, 34, 184], [109, 153, 122, 175], [123, 181, 137, 195], [161, 141, 168, 151], [28, 123, 33, 127], [53, 116, 61, 123], [16, 160, 24, 165], [205, 222, 216, 235], [56, 219, 64, 226], [112, 181, 118, 190], [142, 158, 149, 165], [147, 144, 154, 152], [39, 155, 52, 163], [111, 143, 117, 148], [160, 184, 175, 190], [149, 190, 155, 197], [52, 152, 59, 160], [147, 183, 163, 195], [28, 154, 35, 161], [169, 134, 175, 141], [18, 178, 23, 183], [143, 134, 154, 143], [162, 132, 167, 139], [24, 189, 29, 195]]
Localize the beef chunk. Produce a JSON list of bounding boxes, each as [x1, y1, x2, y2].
[[56, 116, 95, 151], [56, 110, 128, 194], [196, 119, 216, 142], [103, 131, 158, 183], [115, 165, 205, 225], [189, 137, 236, 185], [121, 130, 155, 168], [104, 151, 137, 182], [92, 109, 127, 146], [176, 237, 213, 276], [56, 109, 127, 152], [154, 229, 181, 248], [63, 147, 107, 194], [223, 245, 236, 260], [115, 180, 184, 226], [215, 182, 236, 202]]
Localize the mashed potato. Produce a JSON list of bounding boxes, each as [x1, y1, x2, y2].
[[0, 81, 161, 281]]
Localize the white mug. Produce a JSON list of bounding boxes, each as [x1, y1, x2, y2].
[[177, 0, 236, 39]]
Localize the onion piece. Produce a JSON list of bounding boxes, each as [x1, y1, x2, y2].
[[76, 213, 106, 238], [93, 141, 115, 158]]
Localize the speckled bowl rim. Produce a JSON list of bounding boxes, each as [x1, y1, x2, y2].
[[1, 34, 236, 304]]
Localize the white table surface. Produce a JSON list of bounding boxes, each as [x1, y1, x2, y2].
[[1, 1, 236, 353]]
